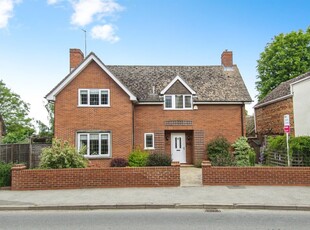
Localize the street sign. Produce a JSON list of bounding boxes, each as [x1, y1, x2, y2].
[[284, 114, 290, 126], [283, 114, 291, 166], [284, 125, 290, 133]]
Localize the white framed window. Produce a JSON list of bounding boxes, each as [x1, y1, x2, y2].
[[78, 132, 111, 158], [144, 133, 155, 150], [78, 89, 110, 107], [164, 95, 192, 110]]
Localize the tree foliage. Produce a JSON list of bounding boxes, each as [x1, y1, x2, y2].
[[0, 80, 34, 143], [256, 27, 310, 100]]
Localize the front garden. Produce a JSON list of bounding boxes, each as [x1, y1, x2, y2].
[[10, 139, 180, 190]]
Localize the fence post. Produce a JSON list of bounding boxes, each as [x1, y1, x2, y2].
[[29, 138, 33, 169]]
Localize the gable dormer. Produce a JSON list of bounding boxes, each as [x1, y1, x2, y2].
[[160, 75, 196, 110]]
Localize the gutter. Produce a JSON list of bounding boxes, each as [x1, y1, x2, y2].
[[254, 94, 292, 109]]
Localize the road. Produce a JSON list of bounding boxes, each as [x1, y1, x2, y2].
[[0, 209, 309, 230]]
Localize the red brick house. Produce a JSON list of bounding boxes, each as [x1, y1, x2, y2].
[[254, 71, 310, 137], [46, 49, 252, 166]]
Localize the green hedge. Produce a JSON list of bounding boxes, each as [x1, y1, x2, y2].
[[0, 162, 12, 187], [266, 135, 310, 166]]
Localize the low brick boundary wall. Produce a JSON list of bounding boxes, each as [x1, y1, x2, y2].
[[11, 162, 180, 190], [202, 161, 310, 186]]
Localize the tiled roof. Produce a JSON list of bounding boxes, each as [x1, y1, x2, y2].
[[255, 71, 310, 107], [106, 65, 252, 102]]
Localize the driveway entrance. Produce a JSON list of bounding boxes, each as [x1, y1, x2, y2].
[[180, 167, 202, 187]]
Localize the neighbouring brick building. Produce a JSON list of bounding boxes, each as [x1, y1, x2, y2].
[[46, 49, 252, 166], [0, 114, 6, 137], [255, 71, 310, 137]]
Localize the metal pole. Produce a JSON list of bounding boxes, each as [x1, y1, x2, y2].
[[286, 133, 290, 166]]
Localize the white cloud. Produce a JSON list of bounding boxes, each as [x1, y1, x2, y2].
[[71, 0, 123, 27], [91, 24, 119, 43], [0, 0, 21, 29], [47, 0, 61, 5]]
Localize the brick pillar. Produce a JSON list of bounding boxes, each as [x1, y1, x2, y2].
[[193, 130, 205, 165], [155, 130, 165, 153]]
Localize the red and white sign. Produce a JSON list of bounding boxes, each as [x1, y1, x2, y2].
[[284, 125, 290, 133]]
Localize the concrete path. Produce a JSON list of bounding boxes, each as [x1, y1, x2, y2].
[[180, 167, 202, 187], [1, 186, 310, 211]]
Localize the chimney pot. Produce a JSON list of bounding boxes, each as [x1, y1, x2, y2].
[[221, 50, 233, 68], [70, 49, 84, 72]]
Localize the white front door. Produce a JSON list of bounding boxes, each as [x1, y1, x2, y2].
[[171, 133, 186, 163]]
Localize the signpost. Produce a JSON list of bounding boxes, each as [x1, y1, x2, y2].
[[283, 114, 290, 166]]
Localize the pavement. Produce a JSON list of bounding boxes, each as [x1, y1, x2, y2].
[[0, 167, 310, 211]]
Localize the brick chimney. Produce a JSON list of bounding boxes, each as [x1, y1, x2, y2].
[[70, 49, 84, 71], [221, 50, 233, 68]]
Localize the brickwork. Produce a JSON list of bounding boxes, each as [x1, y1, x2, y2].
[[193, 130, 205, 165], [221, 50, 233, 67], [55, 61, 133, 166], [70, 49, 84, 71], [255, 98, 294, 136], [202, 161, 310, 186], [135, 104, 245, 164], [154, 130, 165, 153], [11, 163, 180, 190]]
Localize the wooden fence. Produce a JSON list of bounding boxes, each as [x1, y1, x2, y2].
[[0, 143, 51, 168]]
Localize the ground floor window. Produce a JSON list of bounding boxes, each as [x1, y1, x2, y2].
[[144, 133, 155, 150], [78, 132, 111, 158]]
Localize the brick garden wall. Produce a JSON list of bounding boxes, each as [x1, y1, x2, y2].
[[202, 161, 310, 186], [11, 163, 180, 190]]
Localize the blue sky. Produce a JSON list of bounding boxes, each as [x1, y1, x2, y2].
[[0, 0, 309, 126]]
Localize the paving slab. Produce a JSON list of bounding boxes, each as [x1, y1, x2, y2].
[[1, 186, 310, 211]]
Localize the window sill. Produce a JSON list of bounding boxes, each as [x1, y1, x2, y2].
[[144, 148, 155, 150], [78, 105, 110, 108], [163, 108, 193, 110], [84, 155, 111, 159]]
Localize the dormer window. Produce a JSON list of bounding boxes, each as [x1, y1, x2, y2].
[[164, 95, 192, 110]]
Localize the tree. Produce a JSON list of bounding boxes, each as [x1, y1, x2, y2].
[[256, 27, 310, 101], [36, 101, 54, 138], [0, 80, 35, 143]]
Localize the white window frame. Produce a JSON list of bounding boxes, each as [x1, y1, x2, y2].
[[164, 95, 193, 110], [144, 133, 155, 150], [77, 132, 111, 158], [78, 89, 110, 107]]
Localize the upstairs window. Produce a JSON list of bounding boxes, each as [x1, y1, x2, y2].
[[78, 89, 110, 107], [164, 95, 192, 110]]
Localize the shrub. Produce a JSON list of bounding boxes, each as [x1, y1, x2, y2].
[[232, 137, 255, 166], [0, 162, 12, 187], [249, 150, 256, 166], [39, 138, 88, 169], [206, 137, 235, 166], [128, 149, 149, 167], [267, 135, 286, 152], [290, 136, 310, 166], [110, 158, 128, 167], [147, 153, 172, 166]]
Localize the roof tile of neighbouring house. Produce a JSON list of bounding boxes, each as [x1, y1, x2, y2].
[[255, 71, 310, 107], [106, 65, 252, 102]]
